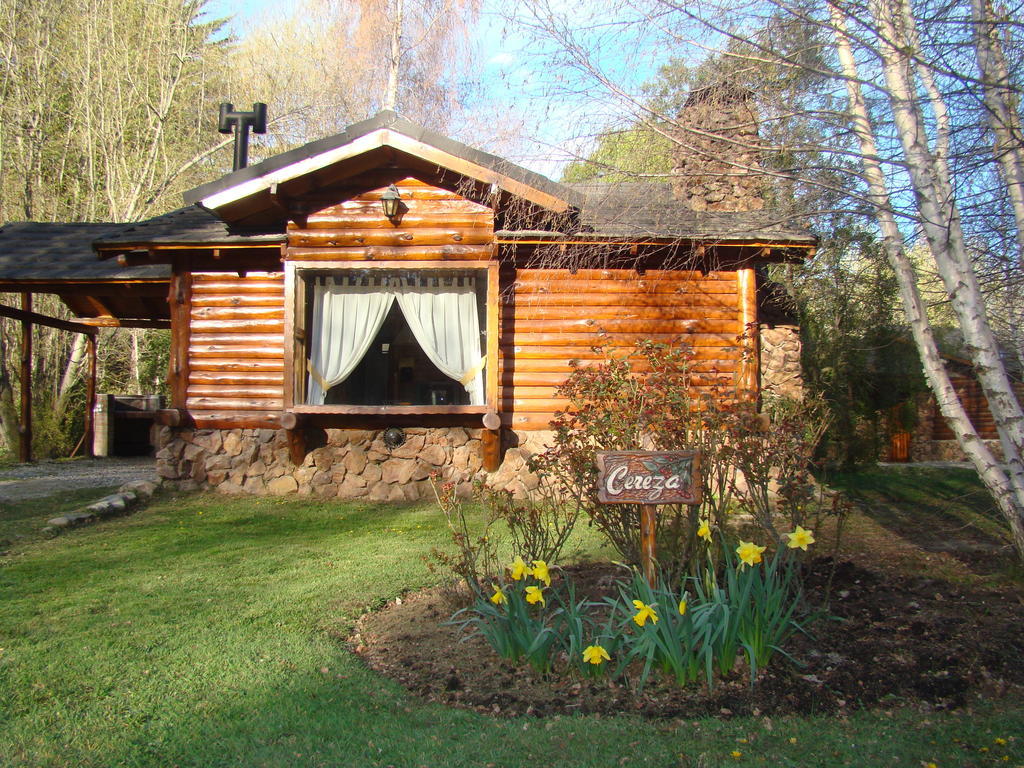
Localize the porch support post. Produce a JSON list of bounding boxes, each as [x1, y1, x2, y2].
[[737, 268, 759, 401], [85, 334, 97, 457], [19, 292, 32, 462]]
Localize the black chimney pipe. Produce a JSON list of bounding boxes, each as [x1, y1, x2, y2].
[[218, 102, 268, 171]]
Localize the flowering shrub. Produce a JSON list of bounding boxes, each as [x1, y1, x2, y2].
[[529, 341, 740, 574], [523, 340, 838, 573], [723, 395, 832, 546]]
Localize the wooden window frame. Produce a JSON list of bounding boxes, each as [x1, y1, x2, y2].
[[283, 259, 499, 421]]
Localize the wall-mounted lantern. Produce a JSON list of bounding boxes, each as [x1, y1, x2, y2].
[[380, 184, 402, 221]]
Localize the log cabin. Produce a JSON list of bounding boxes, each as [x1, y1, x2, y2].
[[0, 95, 816, 499]]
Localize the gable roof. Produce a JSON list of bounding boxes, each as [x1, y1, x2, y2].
[[184, 110, 578, 225]]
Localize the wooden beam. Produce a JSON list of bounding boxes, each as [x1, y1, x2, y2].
[[154, 408, 190, 427], [283, 262, 296, 409], [0, 304, 98, 336], [482, 428, 501, 472], [287, 429, 307, 465], [19, 293, 32, 462], [73, 317, 171, 329], [280, 411, 304, 430], [168, 266, 193, 409], [288, 404, 488, 416]]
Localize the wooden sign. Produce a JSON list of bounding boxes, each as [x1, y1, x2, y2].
[[595, 450, 702, 586], [595, 451, 702, 506]]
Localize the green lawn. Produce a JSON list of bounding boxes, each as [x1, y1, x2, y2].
[[0, 486, 120, 546], [1, 491, 1021, 767]]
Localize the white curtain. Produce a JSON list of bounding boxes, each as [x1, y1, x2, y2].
[[394, 275, 486, 406], [306, 275, 394, 405]]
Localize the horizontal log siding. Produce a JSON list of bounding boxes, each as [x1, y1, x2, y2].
[[931, 374, 1024, 441], [287, 177, 494, 263], [502, 269, 742, 430], [187, 272, 285, 420]]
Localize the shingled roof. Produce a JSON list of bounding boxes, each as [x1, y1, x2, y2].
[[565, 183, 816, 244], [0, 222, 169, 281], [93, 206, 285, 249]]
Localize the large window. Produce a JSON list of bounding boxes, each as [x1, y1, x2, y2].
[[290, 265, 493, 412]]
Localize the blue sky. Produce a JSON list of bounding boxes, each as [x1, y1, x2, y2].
[[200, 0, 671, 180]]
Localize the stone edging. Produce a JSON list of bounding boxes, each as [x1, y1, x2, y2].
[[42, 480, 160, 534]]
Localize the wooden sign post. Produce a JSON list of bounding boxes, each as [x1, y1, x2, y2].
[[596, 451, 702, 586]]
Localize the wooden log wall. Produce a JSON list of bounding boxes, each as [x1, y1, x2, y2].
[[174, 174, 758, 438], [501, 268, 744, 430], [185, 271, 285, 428], [287, 175, 494, 262], [931, 374, 1024, 441]]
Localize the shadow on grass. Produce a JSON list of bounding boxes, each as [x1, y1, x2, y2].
[[0, 487, 121, 546], [825, 466, 1013, 574]]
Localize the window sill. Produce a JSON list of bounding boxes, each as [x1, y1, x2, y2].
[[288, 405, 488, 416]]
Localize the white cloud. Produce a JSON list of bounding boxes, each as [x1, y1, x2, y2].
[[487, 52, 516, 67]]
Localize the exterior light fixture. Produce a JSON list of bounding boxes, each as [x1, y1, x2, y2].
[[380, 184, 402, 220], [383, 427, 406, 449]]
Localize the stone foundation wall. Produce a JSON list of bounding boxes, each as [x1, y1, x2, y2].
[[760, 323, 803, 400], [155, 426, 554, 500], [912, 438, 1005, 463]]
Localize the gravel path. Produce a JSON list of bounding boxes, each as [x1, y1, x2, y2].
[[0, 458, 157, 502]]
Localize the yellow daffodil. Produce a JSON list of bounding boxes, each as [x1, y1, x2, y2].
[[995, 738, 1007, 746], [786, 525, 815, 551], [531, 559, 551, 587], [678, 599, 687, 616], [736, 540, 767, 567], [509, 556, 531, 581], [582, 644, 610, 665], [525, 585, 545, 606], [697, 518, 712, 542], [731, 751, 742, 759], [489, 585, 506, 605], [632, 599, 659, 626]]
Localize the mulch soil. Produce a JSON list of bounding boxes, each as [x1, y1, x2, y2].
[[353, 550, 1024, 719]]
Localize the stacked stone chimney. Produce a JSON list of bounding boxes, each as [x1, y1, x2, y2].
[[671, 84, 766, 212]]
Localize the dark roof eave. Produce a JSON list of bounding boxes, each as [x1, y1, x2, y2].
[[94, 238, 286, 253], [496, 230, 818, 246]]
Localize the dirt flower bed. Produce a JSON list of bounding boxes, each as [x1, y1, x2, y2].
[[353, 558, 1024, 719]]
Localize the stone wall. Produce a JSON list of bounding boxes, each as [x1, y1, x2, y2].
[[671, 84, 765, 212], [155, 426, 553, 500], [760, 323, 803, 400]]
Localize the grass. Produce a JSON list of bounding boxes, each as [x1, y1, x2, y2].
[[824, 465, 1017, 572], [0, 487, 120, 546], [1, 489, 1022, 767]]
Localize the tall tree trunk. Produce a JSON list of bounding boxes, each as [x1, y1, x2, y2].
[[970, 0, 1024, 268], [831, 1, 1024, 558], [0, 329, 20, 454], [383, 0, 404, 111], [54, 333, 88, 416]]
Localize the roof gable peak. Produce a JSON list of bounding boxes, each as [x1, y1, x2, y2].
[[184, 111, 575, 226]]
